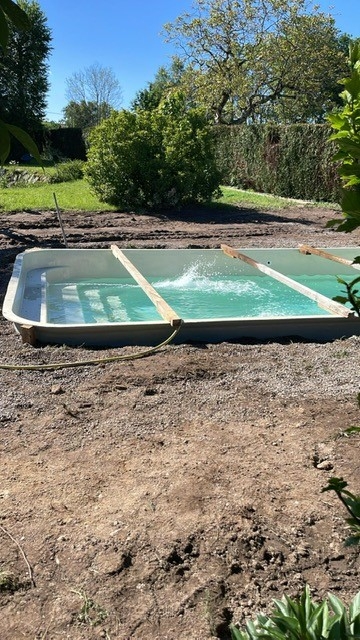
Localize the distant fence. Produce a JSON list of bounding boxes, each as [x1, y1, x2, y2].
[[43, 128, 87, 161], [8, 127, 86, 162]]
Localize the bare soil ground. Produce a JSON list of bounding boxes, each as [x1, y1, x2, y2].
[[0, 202, 359, 640]]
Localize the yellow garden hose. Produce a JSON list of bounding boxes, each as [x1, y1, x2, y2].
[[0, 321, 183, 371]]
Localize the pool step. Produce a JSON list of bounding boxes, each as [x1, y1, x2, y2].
[[20, 268, 47, 323], [47, 282, 130, 324]]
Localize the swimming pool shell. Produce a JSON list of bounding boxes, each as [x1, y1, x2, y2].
[[3, 247, 360, 346]]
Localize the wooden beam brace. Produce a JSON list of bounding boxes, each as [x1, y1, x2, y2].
[[299, 244, 360, 270], [111, 245, 182, 327], [20, 324, 36, 345], [221, 244, 354, 318]]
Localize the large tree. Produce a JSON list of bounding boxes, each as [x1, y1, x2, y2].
[[65, 62, 122, 128], [0, 0, 51, 136], [163, 0, 349, 124]]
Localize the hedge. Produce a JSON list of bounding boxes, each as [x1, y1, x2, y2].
[[213, 123, 341, 203]]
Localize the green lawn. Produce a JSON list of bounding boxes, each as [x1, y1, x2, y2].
[[215, 186, 294, 209], [0, 179, 331, 214], [0, 179, 117, 213]]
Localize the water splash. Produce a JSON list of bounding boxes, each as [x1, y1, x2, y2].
[[153, 262, 266, 298]]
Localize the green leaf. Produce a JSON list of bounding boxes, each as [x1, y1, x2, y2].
[[308, 600, 328, 635], [322, 477, 348, 493], [343, 71, 360, 100], [230, 625, 248, 640], [334, 138, 360, 158], [336, 276, 347, 285], [271, 614, 301, 634], [344, 534, 360, 546], [350, 42, 360, 66], [328, 593, 346, 617], [5, 123, 42, 165], [342, 426, 360, 435], [0, 0, 30, 31], [273, 599, 290, 617], [339, 165, 360, 179], [341, 190, 360, 216], [326, 219, 344, 229], [246, 619, 262, 637], [327, 618, 343, 640], [349, 591, 360, 620], [327, 113, 348, 129], [341, 176, 360, 188], [348, 275, 360, 287], [332, 295, 349, 305], [255, 626, 286, 640]]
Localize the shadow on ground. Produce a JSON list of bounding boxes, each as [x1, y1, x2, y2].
[[148, 202, 318, 225]]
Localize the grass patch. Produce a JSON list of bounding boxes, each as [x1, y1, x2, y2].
[[215, 186, 338, 210], [0, 179, 337, 214], [0, 180, 116, 213]]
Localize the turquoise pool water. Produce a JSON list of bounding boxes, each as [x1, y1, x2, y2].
[[43, 267, 353, 324]]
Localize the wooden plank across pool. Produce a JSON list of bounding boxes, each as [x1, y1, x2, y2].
[[221, 244, 354, 318], [111, 244, 183, 327]]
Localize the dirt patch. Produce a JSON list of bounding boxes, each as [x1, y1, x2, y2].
[[0, 202, 359, 639]]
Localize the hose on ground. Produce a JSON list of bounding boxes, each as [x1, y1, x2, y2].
[[0, 321, 183, 372]]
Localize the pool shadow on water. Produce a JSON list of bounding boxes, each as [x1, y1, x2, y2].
[[151, 201, 316, 226]]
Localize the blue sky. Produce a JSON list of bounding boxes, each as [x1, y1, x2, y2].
[[38, 0, 360, 122]]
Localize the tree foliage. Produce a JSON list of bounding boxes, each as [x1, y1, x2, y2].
[[85, 91, 221, 210], [63, 99, 113, 131], [131, 57, 185, 112], [0, 0, 51, 134], [0, 0, 48, 163], [0, 0, 29, 49], [65, 62, 122, 129], [164, 0, 349, 124]]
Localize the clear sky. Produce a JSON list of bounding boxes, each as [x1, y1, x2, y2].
[[38, 0, 360, 122]]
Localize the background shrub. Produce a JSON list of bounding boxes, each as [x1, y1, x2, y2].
[[49, 159, 85, 184], [85, 92, 221, 210]]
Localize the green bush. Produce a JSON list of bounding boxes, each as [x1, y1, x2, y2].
[[49, 159, 85, 184], [85, 92, 221, 210], [230, 585, 360, 639]]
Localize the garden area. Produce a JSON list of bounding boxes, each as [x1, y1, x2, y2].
[[0, 1, 360, 638], [0, 188, 360, 639]]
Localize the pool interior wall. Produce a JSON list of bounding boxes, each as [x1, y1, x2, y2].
[[3, 247, 360, 346]]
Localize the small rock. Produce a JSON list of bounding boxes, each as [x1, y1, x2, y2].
[[316, 460, 334, 471], [51, 384, 64, 395]]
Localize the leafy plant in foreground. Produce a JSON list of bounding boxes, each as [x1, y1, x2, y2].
[[327, 40, 360, 233], [333, 274, 360, 316], [322, 477, 360, 547], [230, 585, 360, 639]]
